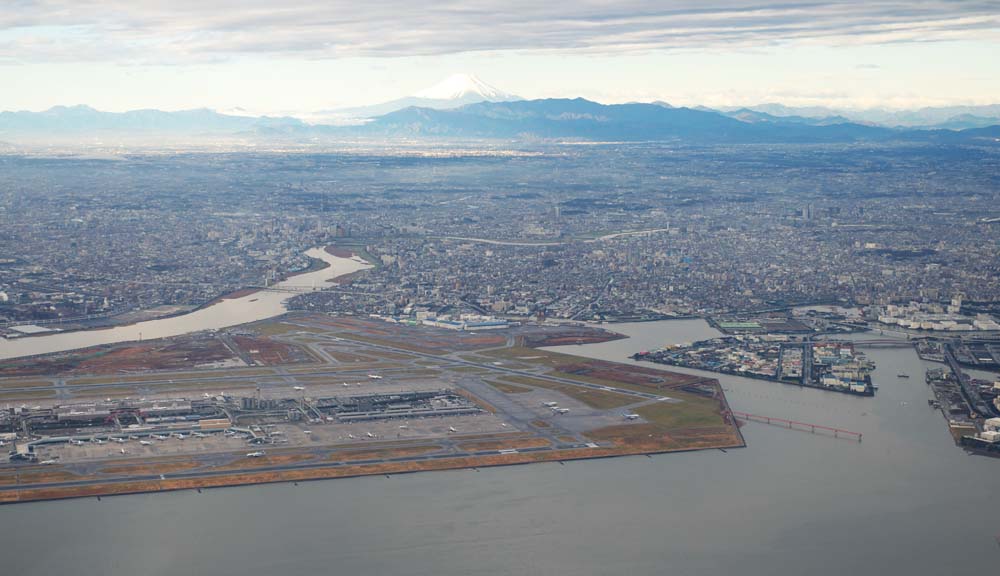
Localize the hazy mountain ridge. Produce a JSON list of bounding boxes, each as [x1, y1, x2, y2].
[[0, 105, 305, 138], [1, 98, 998, 145], [731, 103, 1000, 129]]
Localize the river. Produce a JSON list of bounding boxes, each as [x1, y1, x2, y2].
[[0, 248, 371, 361], [1, 320, 998, 574]]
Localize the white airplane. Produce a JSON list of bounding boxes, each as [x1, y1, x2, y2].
[[553, 408, 570, 414], [139, 440, 153, 446], [366, 432, 376, 438], [367, 374, 383, 380], [269, 431, 284, 436], [293, 386, 305, 391], [174, 433, 188, 440], [70, 439, 85, 446], [542, 402, 559, 407], [348, 433, 355, 439], [40, 459, 57, 465], [92, 438, 105, 445], [113, 437, 127, 443], [246, 451, 266, 458], [192, 432, 207, 438], [448, 426, 457, 433], [128, 435, 140, 440], [303, 430, 312, 435], [623, 413, 640, 420], [152, 434, 169, 441], [119, 448, 128, 455], [398, 425, 408, 429]]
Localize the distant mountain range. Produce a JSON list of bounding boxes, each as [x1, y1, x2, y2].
[[721, 103, 1000, 130], [0, 105, 305, 139], [351, 98, 997, 143], [1, 77, 998, 146]]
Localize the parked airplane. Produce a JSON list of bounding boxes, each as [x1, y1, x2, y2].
[[293, 386, 305, 391], [623, 413, 640, 420], [366, 432, 376, 438], [92, 438, 105, 445], [448, 426, 457, 433], [348, 433, 355, 439], [40, 459, 57, 465], [119, 448, 128, 455], [128, 435, 140, 440], [192, 432, 206, 438], [553, 408, 570, 414], [174, 433, 188, 440], [152, 434, 169, 440], [113, 437, 127, 443], [367, 374, 383, 380], [542, 402, 559, 407], [70, 439, 85, 446], [139, 440, 153, 446], [246, 451, 266, 458]]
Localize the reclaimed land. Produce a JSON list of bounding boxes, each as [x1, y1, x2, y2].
[[0, 315, 743, 504]]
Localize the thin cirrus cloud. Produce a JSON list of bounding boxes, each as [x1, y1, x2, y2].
[[0, 0, 998, 63]]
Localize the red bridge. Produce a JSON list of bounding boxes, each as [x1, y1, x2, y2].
[[726, 410, 863, 441]]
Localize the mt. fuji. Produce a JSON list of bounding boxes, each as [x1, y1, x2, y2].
[[314, 73, 521, 122]]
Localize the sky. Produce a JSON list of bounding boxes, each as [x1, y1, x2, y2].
[[1, 1, 998, 115]]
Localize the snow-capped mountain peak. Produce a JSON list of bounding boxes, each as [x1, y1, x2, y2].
[[414, 74, 514, 101]]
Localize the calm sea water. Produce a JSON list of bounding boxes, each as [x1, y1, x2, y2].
[[2, 320, 998, 575]]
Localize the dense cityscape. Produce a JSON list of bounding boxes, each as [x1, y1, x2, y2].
[[2, 143, 999, 331]]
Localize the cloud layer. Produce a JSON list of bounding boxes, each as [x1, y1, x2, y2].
[[2, 1, 998, 63]]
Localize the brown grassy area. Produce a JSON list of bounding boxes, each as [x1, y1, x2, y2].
[[11, 468, 81, 485], [0, 378, 53, 389], [253, 322, 329, 336], [635, 393, 724, 429], [0, 389, 57, 400]]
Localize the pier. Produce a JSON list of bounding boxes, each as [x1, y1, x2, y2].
[[727, 410, 863, 441]]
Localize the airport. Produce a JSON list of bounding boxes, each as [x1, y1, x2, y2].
[[0, 315, 743, 502]]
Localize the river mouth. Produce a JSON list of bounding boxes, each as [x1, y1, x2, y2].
[[0, 247, 371, 361]]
